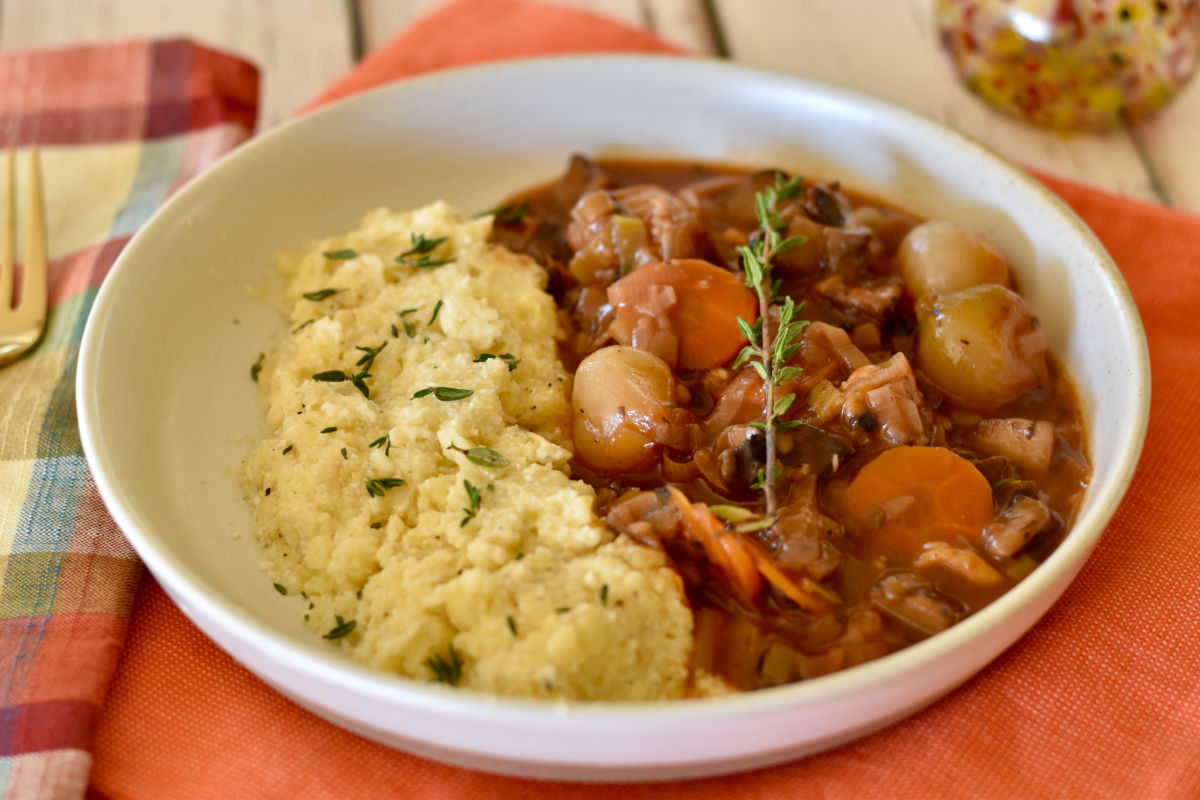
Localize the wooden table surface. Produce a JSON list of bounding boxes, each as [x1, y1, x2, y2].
[[1, 0, 1197, 210]]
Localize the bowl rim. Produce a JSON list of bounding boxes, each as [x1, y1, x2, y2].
[[77, 53, 1151, 726]]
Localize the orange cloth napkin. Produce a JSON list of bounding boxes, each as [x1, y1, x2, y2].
[[88, 1, 1200, 797]]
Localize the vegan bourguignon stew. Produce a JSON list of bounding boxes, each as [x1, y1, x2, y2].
[[491, 156, 1090, 692]]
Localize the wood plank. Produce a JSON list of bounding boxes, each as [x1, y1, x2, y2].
[[1133, 79, 1200, 213], [0, 0, 356, 129], [357, 0, 717, 55], [712, 0, 1160, 203]]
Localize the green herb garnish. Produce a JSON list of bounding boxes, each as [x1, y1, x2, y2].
[[413, 386, 473, 401], [365, 476, 406, 497], [396, 233, 454, 268], [320, 427, 338, 434], [448, 444, 509, 468], [599, 584, 609, 606], [506, 615, 518, 636], [369, 434, 392, 456], [730, 172, 810, 516], [281, 445, 293, 455], [302, 288, 341, 302], [355, 342, 386, 372], [273, 583, 287, 595], [397, 309, 419, 338], [428, 299, 444, 325], [427, 643, 463, 685], [460, 480, 482, 527], [489, 202, 530, 224], [473, 352, 520, 371], [311, 369, 372, 399], [322, 248, 358, 260], [250, 353, 265, 382], [323, 615, 356, 639], [401, 233, 447, 257]]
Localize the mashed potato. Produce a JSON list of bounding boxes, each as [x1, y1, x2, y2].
[[239, 203, 693, 700]]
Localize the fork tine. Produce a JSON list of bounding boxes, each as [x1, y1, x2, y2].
[[21, 147, 46, 321], [0, 149, 12, 311], [0, 147, 47, 367]]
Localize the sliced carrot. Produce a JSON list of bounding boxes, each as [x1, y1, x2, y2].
[[716, 533, 764, 601], [607, 259, 758, 371], [667, 486, 763, 602], [843, 445, 993, 560], [742, 537, 840, 615]]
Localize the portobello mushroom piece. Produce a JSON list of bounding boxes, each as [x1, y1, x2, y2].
[[769, 471, 842, 582], [711, 424, 766, 494], [778, 422, 854, 479], [803, 182, 851, 228], [984, 493, 1054, 560], [868, 570, 963, 636]]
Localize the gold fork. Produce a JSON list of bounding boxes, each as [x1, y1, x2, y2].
[[0, 147, 47, 368]]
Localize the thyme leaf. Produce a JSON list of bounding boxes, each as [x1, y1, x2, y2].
[[474, 352, 520, 371], [460, 480, 482, 526], [427, 643, 463, 685], [485, 202, 530, 224], [322, 248, 358, 260], [250, 353, 265, 382], [323, 615, 356, 639], [413, 386, 473, 401], [448, 444, 509, 468], [355, 342, 386, 372], [400, 233, 448, 257], [350, 372, 371, 398], [396, 234, 454, 268], [365, 476, 406, 497], [302, 288, 341, 302]]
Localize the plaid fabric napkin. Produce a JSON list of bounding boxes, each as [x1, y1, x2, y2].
[[0, 40, 258, 798]]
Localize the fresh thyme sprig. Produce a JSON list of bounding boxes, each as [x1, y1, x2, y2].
[[731, 172, 810, 516]]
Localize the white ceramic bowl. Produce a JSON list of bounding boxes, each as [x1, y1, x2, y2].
[[76, 55, 1149, 781]]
